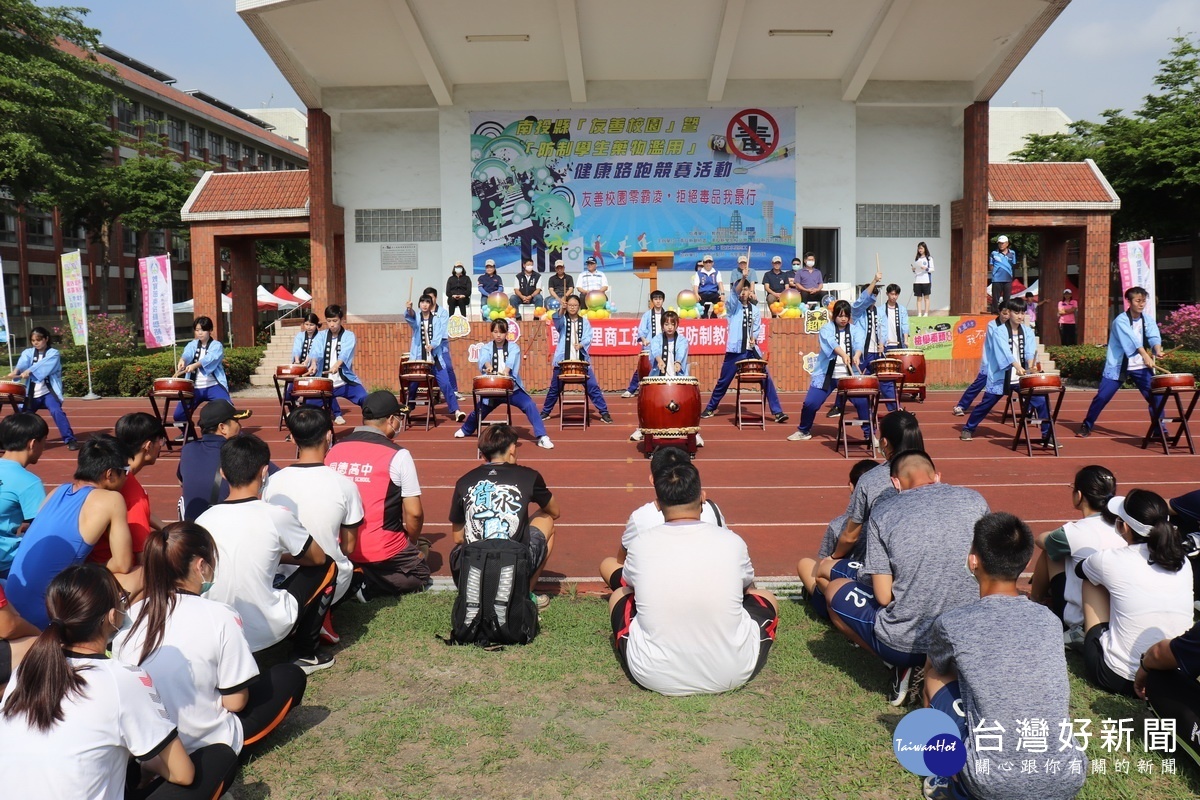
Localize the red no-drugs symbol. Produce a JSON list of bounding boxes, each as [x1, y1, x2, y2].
[[726, 108, 779, 162]]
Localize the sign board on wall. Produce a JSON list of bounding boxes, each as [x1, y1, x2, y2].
[[546, 317, 769, 356], [380, 243, 419, 270], [469, 107, 796, 273]]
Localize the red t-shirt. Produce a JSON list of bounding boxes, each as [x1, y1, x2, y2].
[[88, 473, 152, 565]]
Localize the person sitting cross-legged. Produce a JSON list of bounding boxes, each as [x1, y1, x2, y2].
[[920, 513, 1087, 800], [796, 458, 876, 621], [600, 460, 778, 696], [0, 413, 48, 576]]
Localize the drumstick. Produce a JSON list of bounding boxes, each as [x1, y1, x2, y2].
[[407, 277, 414, 304]]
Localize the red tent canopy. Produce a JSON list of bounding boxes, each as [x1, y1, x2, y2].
[[271, 286, 308, 306]]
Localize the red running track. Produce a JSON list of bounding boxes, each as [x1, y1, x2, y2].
[[25, 389, 1199, 592]]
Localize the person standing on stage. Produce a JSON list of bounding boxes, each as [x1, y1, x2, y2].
[[989, 235, 1017, 311], [788, 299, 869, 443], [173, 317, 230, 440], [910, 241, 934, 317], [510, 259, 544, 320], [5, 326, 79, 450], [790, 252, 824, 304], [630, 312, 699, 445], [577, 256, 609, 296], [310, 305, 368, 425], [456, 319, 553, 449], [1077, 285, 1165, 438], [1057, 288, 1078, 346], [622, 290, 667, 398], [762, 256, 790, 317], [959, 299, 1056, 447], [546, 259, 574, 312], [540, 295, 613, 424], [405, 294, 466, 423], [445, 262, 471, 317], [692, 255, 724, 318], [701, 279, 787, 423]]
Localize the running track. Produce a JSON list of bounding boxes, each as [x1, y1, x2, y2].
[[29, 388, 1198, 592]]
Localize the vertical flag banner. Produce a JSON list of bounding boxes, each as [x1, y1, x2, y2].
[[469, 107, 796, 274], [139, 254, 176, 348], [1118, 239, 1155, 318], [60, 250, 88, 345], [0, 256, 10, 345]]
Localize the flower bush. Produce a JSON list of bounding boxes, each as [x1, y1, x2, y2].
[[1162, 304, 1200, 351], [1048, 345, 1200, 383], [61, 346, 265, 397], [53, 314, 139, 360]]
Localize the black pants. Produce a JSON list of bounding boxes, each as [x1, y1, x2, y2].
[[239, 663, 308, 754], [127, 743, 239, 800], [281, 557, 337, 659], [1060, 323, 1077, 346], [991, 280, 1012, 313], [1144, 668, 1200, 758], [448, 298, 469, 317]]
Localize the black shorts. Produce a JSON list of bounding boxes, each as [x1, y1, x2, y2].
[[0, 639, 10, 684], [912, 283, 931, 297], [609, 592, 778, 685], [1048, 572, 1067, 622], [1083, 623, 1136, 696], [358, 539, 432, 598]]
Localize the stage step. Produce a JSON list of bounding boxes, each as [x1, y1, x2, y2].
[[249, 322, 297, 387]]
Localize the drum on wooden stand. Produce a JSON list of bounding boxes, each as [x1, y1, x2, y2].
[[891, 349, 927, 401], [637, 376, 701, 458], [400, 359, 435, 384], [1019, 372, 1063, 394], [275, 364, 307, 379], [151, 377, 194, 399], [473, 375, 515, 397], [1152, 373, 1196, 392], [871, 358, 903, 379], [735, 358, 768, 381], [0, 380, 26, 402], [559, 359, 589, 383], [837, 375, 880, 396], [292, 377, 334, 399]]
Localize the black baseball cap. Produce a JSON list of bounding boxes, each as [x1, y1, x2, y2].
[[362, 391, 404, 420], [585, 256, 597, 264], [198, 400, 251, 429]]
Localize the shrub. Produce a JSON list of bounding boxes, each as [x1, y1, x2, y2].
[[61, 346, 265, 397], [1162, 304, 1200, 350], [53, 314, 139, 360], [1048, 345, 1200, 384]]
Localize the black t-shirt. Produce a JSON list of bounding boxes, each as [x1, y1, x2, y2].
[[548, 273, 573, 297], [762, 269, 789, 293], [449, 462, 552, 545]]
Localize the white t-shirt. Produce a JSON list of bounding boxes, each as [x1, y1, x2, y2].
[[1127, 318, 1146, 371], [114, 594, 258, 753], [197, 499, 314, 651], [0, 656, 177, 800], [1059, 514, 1126, 628], [193, 342, 216, 389], [886, 305, 900, 346], [622, 499, 725, 551], [263, 464, 365, 604], [1081, 542, 1194, 680], [622, 520, 759, 696], [912, 257, 933, 284]]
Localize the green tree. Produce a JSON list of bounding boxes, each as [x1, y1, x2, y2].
[[256, 239, 311, 276], [1013, 36, 1200, 241], [0, 1, 115, 207]]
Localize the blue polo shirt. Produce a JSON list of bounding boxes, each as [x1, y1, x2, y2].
[[177, 435, 279, 521], [0, 459, 46, 573]]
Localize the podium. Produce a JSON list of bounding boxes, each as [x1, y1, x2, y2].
[[633, 252, 675, 295]]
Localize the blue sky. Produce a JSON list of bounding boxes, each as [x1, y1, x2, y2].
[[62, 0, 1200, 124]]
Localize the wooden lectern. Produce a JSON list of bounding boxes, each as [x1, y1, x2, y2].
[[633, 251, 674, 295]]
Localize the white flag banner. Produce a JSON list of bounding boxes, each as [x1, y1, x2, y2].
[[0, 256, 10, 345], [139, 254, 176, 348], [60, 250, 88, 346]]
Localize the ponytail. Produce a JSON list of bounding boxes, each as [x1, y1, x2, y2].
[[1124, 489, 1187, 572], [1074, 465, 1117, 523], [2, 564, 121, 731], [131, 521, 219, 665]]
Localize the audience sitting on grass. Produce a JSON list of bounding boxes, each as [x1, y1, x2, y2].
[[449, 424, 560, 612], [6, 435, 138, 628], [921, 512, 1087, 800], [0, 582, 39, 686], [0, 563, 238, 799], [0, 413, 48, 576], [1135, 619, 1200, 767], [1028, 465, 1123, 649], [177, 400, 254, 522], [1078, 490, 1192, 696], [324, 391, 431, 599], [263, 407, 365, 646], [825, 450, 989, 705], [600, 459, 778, 696], [114, 521, 307, 758], [92, 413, 170, 583], [198, 434, 338, 675], [796, 458, 876, 620]]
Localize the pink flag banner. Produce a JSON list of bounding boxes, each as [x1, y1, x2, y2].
[[1117, 239, 1155, 319], [139, 254, 176, 348]]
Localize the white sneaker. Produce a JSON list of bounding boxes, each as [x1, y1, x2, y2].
[[787, 431, 812, 441], [695, 434, 705, 447], [629, 430, 644, 442], [1063, 624, 1085, 651], [621, 390, 635, 399], [537, 436, 554, 449], [333, 415, 346, 425], [454, 429, 466, 438]]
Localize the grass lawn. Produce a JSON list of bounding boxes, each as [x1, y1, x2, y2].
[[238, 593, 1200, 799]]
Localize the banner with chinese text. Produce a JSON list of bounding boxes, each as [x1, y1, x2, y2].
[[907, 316, 993, 361], [546, 318, 770, 357], [470, 107, 796, 274], [60, 250, 88, 346], [1118, 239, 1155, 319], [0, 257, 10, 346], [138, 255, 176, 349]]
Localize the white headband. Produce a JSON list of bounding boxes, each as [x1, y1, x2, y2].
[[1108, 496, 1152, 536]]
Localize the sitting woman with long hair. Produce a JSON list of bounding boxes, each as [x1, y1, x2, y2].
[[114, 521, 307, 757], [0, 562, 236, 799], [1080, 489, 1193, 696]]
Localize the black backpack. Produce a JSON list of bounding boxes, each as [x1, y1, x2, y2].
[[450, 538, 540, 646]]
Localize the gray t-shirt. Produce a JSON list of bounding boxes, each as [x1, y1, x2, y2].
[[844, 462, 896, 561], [818, 513, 849, 561], [928, 594, 1087, 800], [861, 482, 989, 653]]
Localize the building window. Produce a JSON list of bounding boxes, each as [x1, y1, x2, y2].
[[855, 204, 941, 239], [355, 208, 442, 243], [170, 236, 190, 262], [208, 132, 223, 162], [143, 107, 165, 138], [149, 230, 166, 253], [284, 161, 296, 170], [189, 124, 205, 154], [243, 145, 255, 167], [29, 274, 58, 314], [226, 139, 239, 162], [0, 213, 15, 244], [24, 210, 53, 246], [115, 98, 140, 135], [258, 153, 268, 169], [272, 156, 283, 171], [123, 228, 138, 256], [168, 116, 186, 151], [63, 225, 88, 250]]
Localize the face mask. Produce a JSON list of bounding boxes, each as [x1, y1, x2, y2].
[[805, 260, 815, 267], [525, 265, 534, 272], [201, 579, 214, 595]]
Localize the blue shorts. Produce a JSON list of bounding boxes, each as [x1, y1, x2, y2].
[[830, 558, 862, 581], [930, 683, 968, 738], [827, 581, 925, 668]]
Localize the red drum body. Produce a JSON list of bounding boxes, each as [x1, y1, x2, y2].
[[276, 364, 307, 378], [152, 377, 193, 398], [1019, 372, 1062, 393], [638, 376, 701, 435], [293, 377, 334, 397], [559, 359, 589, 383], [871, 358, 903, 379], [474, 375, 515, 396], [637, 350, 652, 380], [735, 358, 769, 381], [1152, 373, 1196, 392], [400, 360, 434, 383], [891, 349, 926, 401], [837, 375, 880, 395], [0, 380, 25, 400]]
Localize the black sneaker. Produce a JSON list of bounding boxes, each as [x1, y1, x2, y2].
[[600, 413, 614, 424], [700, 409, 715, 419], [66, 440, 81, 451], [1075, 424, 1091, 438], [540, 410, 551, 420], [293, 652, 335, 675], [826, 406, 843, 418], [888, 664, 915, 706], [773, 412, 789, 424]]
